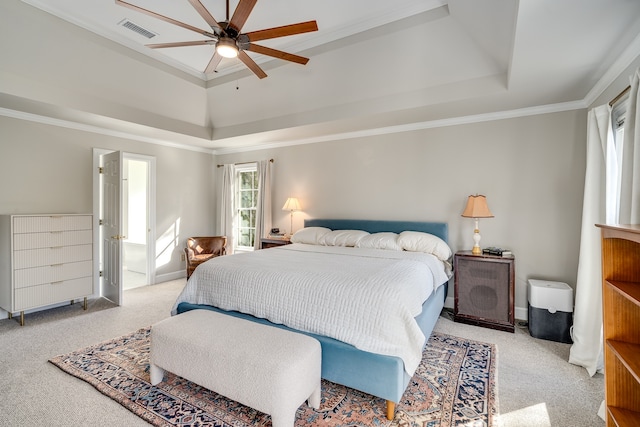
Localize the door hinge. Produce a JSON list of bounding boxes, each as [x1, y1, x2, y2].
[[98, 167, 104, 174], [99, 219, 103, 226], [99, 271, 103, 277]]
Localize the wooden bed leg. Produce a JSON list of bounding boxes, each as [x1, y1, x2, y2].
[[386, 400, 395, 420]]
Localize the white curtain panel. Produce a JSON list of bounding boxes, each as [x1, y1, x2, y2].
[[253, 160, 272, 250], [618, 67, 640, 224], [569, 104, 613, 376], [220, 164, 236, 255]]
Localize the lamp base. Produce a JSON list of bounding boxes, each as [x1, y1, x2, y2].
[[290, 211, 294, 236], [471, 225, 482, 255]]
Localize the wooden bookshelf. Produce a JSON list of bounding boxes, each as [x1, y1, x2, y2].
[[597, 224, 640, 426]]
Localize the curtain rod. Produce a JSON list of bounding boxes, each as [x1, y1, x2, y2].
[[217, 158, 274, 168], [609, 85, 631, 106]]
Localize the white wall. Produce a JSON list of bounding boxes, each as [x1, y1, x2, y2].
[[0, 116, 216, 281], [217, 109, 588, 317]]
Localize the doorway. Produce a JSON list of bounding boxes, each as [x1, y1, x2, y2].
[[122, 157, 149, 290], [93, 149, 156, 304]]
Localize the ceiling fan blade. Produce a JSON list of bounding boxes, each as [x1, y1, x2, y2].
[[116, 0, 216, 38], [187, 0, 222, 32], [146, 40, 214, 49], [228, 0, 257, 33], [205, 52, 223, 74], [247, 44, 309, 65], [245, 21, 318, 42], [238, 50, 267, 79]]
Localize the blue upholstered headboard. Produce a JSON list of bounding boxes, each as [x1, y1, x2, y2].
[[304, 219, 448, 243]]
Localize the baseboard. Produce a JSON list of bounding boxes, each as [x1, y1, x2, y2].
[[444, 296, 455, 309], [443, 296, 528, 321], [0, 274, 185, 321], [515, 306, 528, 321], [155, 270, 186, 284], [0, 299, 89, 321]]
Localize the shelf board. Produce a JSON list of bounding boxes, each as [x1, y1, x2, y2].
[[598, 224, 640, 244], [607, 340, 640, 384], [609, 405, 640, 426], [607, 281, 640, 307]]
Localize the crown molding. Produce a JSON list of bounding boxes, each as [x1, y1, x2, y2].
[[0, 107, 214, 154], [0, 97, 587, 156], [212, 100, 587, 155]]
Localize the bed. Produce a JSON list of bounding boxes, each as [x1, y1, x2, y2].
[[173, 219, 451, 420]]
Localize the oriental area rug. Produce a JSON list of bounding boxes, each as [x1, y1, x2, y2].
[[50, 328, 498, 427]]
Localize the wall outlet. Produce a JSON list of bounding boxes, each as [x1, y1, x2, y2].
[[180, 253, 185, 262]]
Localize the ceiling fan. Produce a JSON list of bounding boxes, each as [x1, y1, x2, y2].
[[116, 0, 318, 79]]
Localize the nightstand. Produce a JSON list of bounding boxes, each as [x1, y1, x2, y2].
[[260, 237, 291, 249], [454, 250, 515, 333]]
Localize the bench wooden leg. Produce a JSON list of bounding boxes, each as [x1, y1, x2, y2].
[[386, 400, 395, 420]]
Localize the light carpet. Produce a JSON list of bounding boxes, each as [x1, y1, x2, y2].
[[50, 328, 497, 426]]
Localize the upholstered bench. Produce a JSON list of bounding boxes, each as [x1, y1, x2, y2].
[[149, 309, 322, 427]]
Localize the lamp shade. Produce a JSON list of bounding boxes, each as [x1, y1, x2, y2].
[[282, 197, 301, 211], [461, 195, 494, 218]]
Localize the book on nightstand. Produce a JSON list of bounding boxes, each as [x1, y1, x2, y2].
[[482, 247, 512, 257]]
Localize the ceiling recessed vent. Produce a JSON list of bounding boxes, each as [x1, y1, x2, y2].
[[118, 19, 157, 39]]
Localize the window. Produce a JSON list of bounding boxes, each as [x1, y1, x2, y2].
[[605, 93, 628, 223], [612, 97, 626, 148], [235, 164, 258, 251]]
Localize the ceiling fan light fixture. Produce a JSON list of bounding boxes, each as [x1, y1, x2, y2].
[[216, 37, 238, 58]]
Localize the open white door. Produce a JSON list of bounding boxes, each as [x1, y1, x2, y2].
[[101, 151, 124, 305]]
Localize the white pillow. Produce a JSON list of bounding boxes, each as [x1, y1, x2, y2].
[[355, 232, 402, 251], [319, 229, 370, 247], [397, 231, 452, 261], [290, 227, 331, 245]]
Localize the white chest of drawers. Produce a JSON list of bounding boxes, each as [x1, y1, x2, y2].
[[0, 214, 94, 325]]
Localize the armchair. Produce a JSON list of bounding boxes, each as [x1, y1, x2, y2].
[[184, 236, 227, 279]]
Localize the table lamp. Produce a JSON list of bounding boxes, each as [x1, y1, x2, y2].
[[282, 197, 301, 237], [461, 194, 494, 255]]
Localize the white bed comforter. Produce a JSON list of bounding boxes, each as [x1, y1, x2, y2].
[[171, 243, 450, 376]]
